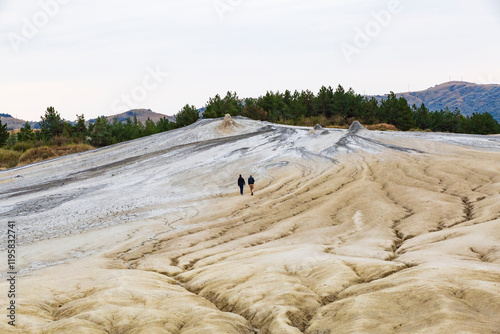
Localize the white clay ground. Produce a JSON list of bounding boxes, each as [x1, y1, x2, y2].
[[1, 116, 499, 333]]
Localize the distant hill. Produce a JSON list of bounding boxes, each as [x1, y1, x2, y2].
[[89, 109, 175, 124], [375, 82, 500, 121], [0, 114, 39, 131]]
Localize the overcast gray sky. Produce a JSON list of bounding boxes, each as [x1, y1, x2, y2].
[[1, 0, 499, 121]]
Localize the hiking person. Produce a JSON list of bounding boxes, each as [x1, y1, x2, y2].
[[238, 174, 245, 195], [248, 175, 255, 195]]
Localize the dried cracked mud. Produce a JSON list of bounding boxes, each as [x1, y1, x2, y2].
[[1, 117, 500, 333]]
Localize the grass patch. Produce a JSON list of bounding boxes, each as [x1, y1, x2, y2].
[[17, 143, 95, 166], [366, 123, 399, 131], [0, 149, 22, 169], [325, 124, 350, 129], [52, 143, 95, 156], [18, 147, 57, 165]]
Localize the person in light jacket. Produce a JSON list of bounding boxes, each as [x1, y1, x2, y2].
[[248, 175, 255, 195]]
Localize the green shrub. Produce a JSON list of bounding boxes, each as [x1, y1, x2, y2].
[[12, 141, 34, 152]]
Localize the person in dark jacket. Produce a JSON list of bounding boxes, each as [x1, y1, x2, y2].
[[238, 175, 245, 195], [248, 175, 255, 195]]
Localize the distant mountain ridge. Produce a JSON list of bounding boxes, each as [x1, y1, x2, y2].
[[375, 81, 500, 121], [0, 114, 39, 131], [89, 109, 175, 124]]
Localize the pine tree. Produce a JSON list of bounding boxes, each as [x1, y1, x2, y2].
[[314, 86, 334, 118], [394, 96, 416, 131], [242, 98, 267, 121], [89, 116, 112, 147], [204, 91, 243, 118], [111, 118, 124, 142], [144, 117, 158, 136], [379, 92, 415, 130], [361, 97, 380, 124], [74, 114, 87, 140], [156, 117, 173, 132], [40, 106, 64, 140], [300, 90, 315, 118], [203, 94, 224, 118], [17, 122, 36, 142], [288, 90, 308, 120], [413, 103, 431, 130], [0, 119, 9, 147], [344, 88, 364, 119], [258, 91, 287, 122], [175, 105, 200, 127], [223, 91, 243, 116], [132, 116, 144, 139], [468, 112, 500, 135], [332, 85, 346, 117]]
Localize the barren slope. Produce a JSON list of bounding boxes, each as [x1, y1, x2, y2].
[[1, 117, 500, 333], [376, 81, 500, 121]]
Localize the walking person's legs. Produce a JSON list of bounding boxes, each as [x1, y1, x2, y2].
[[240, 185, 244, 195], [249, 184, 254, 195]]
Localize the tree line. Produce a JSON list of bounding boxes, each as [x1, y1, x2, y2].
[[0, 107, 178, 149], [0, 104, 206, 150], [2, 84, 499, 151], [193, 86, 500, 134]]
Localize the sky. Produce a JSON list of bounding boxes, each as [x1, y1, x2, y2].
[[1, 0, 499, 121]]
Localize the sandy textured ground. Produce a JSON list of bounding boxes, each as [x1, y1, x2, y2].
[[1, 117, 500, 333]]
